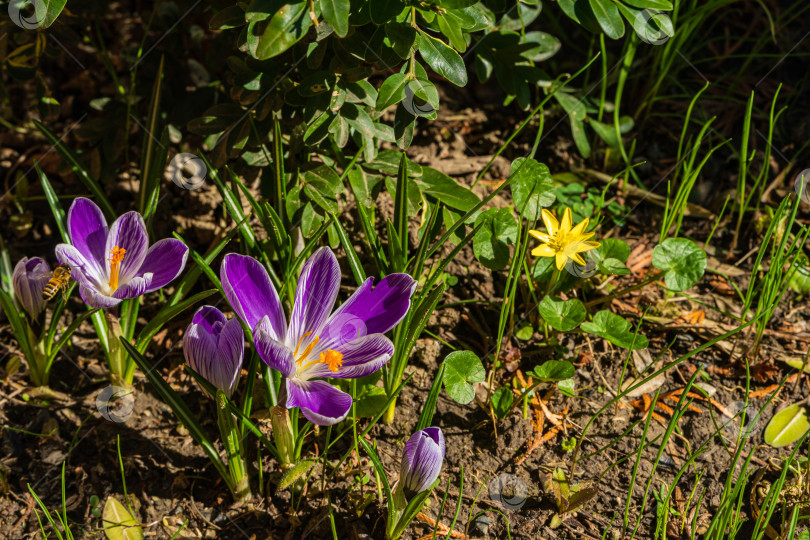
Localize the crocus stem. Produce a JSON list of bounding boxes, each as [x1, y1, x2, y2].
[[383, 398, 397, 425], [386, 483, 407, 539], [105, 313, 131, 387], [271, 405, 296, 468], [217, 391, 252, 502], [26, 322, 48, 387]]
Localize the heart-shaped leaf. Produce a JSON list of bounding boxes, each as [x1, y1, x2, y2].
[[103, 497, 143, 540], [764, 403, 810, 448], [443, 351, 485, 404], [491, 387, 514, 419], [473, 208, 517, 270], [530, 360, 576, 381], [509, 158, 555, 220], [538, 296, 586, 332], [652, 238, 706, 291], [581, 310, 648, 349]]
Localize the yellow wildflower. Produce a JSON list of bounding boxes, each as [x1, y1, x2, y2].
[[529, 208, 600, 271]]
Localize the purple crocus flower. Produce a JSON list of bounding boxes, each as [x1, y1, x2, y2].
[[54, 197, 189, 309], [399, 427, 445, 498], [220, 247, 416, 426], [183, 305, 244, 398], [13, 257, 51, 318]]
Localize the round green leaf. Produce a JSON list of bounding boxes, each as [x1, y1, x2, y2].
[[491, 387, 514, 419], [442, 351, 485, 404], [581, 310, 648, 349], [652, 238, 706, 291], [473, 208, 517, 270], [764, 403, 810, 448], [538, 296, 586, 332], [509, 158, 555, 220], [530, 360, 576, 381]]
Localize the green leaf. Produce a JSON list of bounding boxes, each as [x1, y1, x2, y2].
[[278, 459, 317, 489], [442, 350, 485, 404], [0, 288, 34, 365], [370, 0, 406, 24], [355, 387, 389, 418], [102, 497, 143, 540], [515, 325, 534, 340], [538, 296, 586, 332], [36, 164, 69, 243], [530, 360, 576, 381], [509, 158, 555, 220], [764, 403, 810, 448], [473, 208, 517, 270], [321, 0, 350, 37], [376, 73, 409, 111], [12, 0, 67, 28], [652, 238, 706, 291], [348, 167, 383, 209], [623, 0, 673, 10], [591, 238, 631, 275], [581, 311, 648, 349], [491, 387, 514, 419], [437, 12, 466, 52], [385, 22, 417, 58], [417, 32, 468, 86], [588, 0, 625, 39], [248, 1, 311, 60], [417, 167, 480, 212]]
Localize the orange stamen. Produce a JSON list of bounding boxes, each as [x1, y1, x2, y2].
[[319, 350, 343, 372], [107, 246, 126, 292]]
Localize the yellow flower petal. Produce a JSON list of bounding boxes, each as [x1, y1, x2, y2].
[[541, 209, 558, 235], [529, 230, 547, 242], [572, 253, 587, 266], [560, 208, 573, 234], [555, 253, 567, 270], [532, 245, 556, 257], [570, 217, 589, 237]]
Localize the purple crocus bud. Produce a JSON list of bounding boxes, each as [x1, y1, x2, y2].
[[182, 306, 244, 398], [54, 197, 189, 309], [220, 247, 417, 426], [399, 427, 445, 498], [13, 257, 51, 319]]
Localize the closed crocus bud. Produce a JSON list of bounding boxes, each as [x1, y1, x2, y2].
[[399, 427, 445, 498], [183, 306, 244, 398], [13, 257, 50, 319]]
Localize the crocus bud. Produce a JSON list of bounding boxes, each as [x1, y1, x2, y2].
[[183, 306, 244, 398], [399, 427, 445, 498], [13, 257, 50, 319]]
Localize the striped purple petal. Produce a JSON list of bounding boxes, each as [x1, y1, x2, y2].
[[318, 273, 416, 349], [286, 378, 353, 426], [221, 253, 286, 340], [13, 257, 51, 318], [287, 247, 340, 346], [400, 427, 445, 498], [105, 211, 148, 284], [254, 316, 295, 378], [67, 197, 108, 279], [136, 238, 189, 293], [183, 306, 244, 398]]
